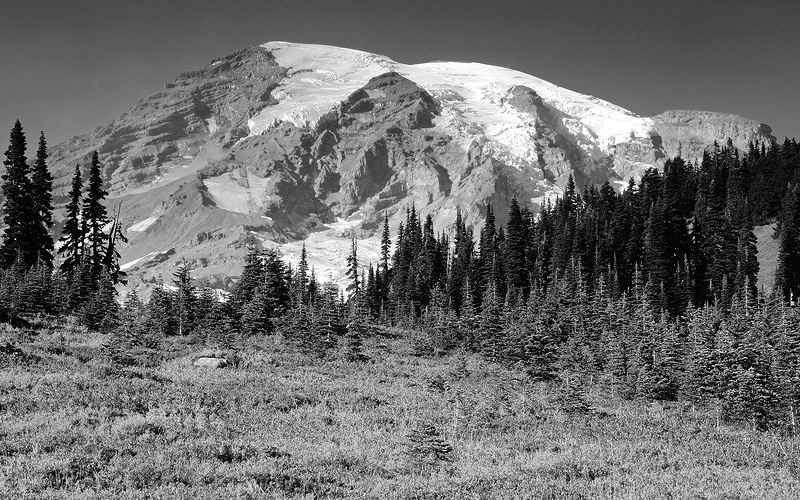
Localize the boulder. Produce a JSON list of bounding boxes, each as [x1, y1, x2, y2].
[[193, 356, 228, 368]]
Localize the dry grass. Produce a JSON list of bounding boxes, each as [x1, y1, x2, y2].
[[2, 325, 800, 499]]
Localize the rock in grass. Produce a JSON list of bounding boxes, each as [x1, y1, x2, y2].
[[194, 356, 228, 368]]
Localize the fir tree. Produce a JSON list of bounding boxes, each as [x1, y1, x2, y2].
[[776, 185, 800, 302], [241, 285, 273, 336], [172, 259, 196, 336], [1, 120, 36, 268], [380, 213, 392, 304], [346, 237, 360, 297], [345, 295, 370, 362], [505, 198, 529, 295], [81, 270, 119, 332], [82, 151, 110, 279], [262, 250, 291, 316], [58, 165, 84, 279], [148, 278, 175, 337], [230, 246, 265, 312], [30, 131, 54, 269], [293, 242, 309, 304]]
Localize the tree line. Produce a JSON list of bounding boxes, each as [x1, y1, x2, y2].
[[4, 115, 800, 430], [0, 120, 126, 327]]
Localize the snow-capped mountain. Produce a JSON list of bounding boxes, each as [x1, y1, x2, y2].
[[41, 42, 774, 292]]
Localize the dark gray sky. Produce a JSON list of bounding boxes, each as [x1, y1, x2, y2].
[[2, 0, 798, 146]]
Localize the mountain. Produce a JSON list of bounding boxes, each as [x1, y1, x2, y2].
[[38, 42, 775, 292]]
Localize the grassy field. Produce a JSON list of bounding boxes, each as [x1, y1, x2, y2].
[[2, 324, 800, 499]]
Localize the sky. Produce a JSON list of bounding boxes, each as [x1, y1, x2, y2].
[[1, 0, 799, 146]]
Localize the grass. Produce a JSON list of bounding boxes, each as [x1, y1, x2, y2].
[[2, 324, 800, 499]]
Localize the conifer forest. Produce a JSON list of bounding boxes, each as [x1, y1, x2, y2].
[[4, 118, 800, 498]]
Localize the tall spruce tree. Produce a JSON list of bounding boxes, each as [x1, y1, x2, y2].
[[82, 151, 109, 279], [346, 237, 360, 297], [505, 198, 529, 295], [776, 184, 800, 302], [172, 259, 196, 336], [230, 246, 264, 312], [58, 165, 84, 279], [1, 120, 36, 268], [380, 213, 392, 304], [30, 131, 54, 269]]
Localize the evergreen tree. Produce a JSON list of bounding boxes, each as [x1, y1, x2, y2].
[[81, 271, 119, 332], [262, 250, 291, 317], [82, 151, 110, 279], [172, 259, 196, 336], [380, 213, 392, 305], [293, 242, 310, 304], [1, 120, 37, 268], [776, 185, 800, 302], [346, 237, 360, 297], [505, 198, 529, 295], [230, 246, 265, 312], [309, 282, 344, 357], [58, 165, 85, 279], [478, 282, 503, 362], [30, 131, 54, 269], [345, 295, 370, 362], [241, 285, 273, 336], [148, 277, 176, 337]]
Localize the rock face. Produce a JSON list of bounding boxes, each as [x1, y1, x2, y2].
[[32, 42, 775, 294]]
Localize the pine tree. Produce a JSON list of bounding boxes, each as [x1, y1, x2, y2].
[[685, 305, 718, 402], [58, 165, 84, 279], [776, 185, 800, 302], [478, 282, 503, 362], [172, 259, 196, 336], [505, 198, 529, 296], [241, 285, 273, 336], [15, 263, 53, 315], [293, 242, 309, 304], [345, 295, 370, 362], [82, 151, 110, 279], [346, 237, 360, 297], [81, 270, 119, 332], [30, 131, 54, 269], [262, 250, 291, 317], [309, 282, 344, 357], [457, 278, 479, 350], [1, 120, 37, 268], [380, 213, 392, 305], [68, 256, 96, 311], [148, 277, 176, 337], [230, 246, 265, 312]]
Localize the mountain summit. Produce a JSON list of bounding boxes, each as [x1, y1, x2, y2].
[[41, 42, 775, 290]]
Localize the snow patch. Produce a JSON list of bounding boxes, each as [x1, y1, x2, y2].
[[128, 216, 158, 232], [203, 171, 272, 214], [206, 117, 219, 135], [279, 231, 382, 291], [121, 252, 158, 271]]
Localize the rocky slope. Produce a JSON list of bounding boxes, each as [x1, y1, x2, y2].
[[35, 42, 775, 292]]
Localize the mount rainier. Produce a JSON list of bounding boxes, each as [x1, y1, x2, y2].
[[37, 41, 775, 292]]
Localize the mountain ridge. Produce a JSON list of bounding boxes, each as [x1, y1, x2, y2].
[[19, 42, 777, 292]]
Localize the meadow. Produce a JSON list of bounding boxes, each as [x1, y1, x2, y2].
[[2, 322, 800, 499]]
